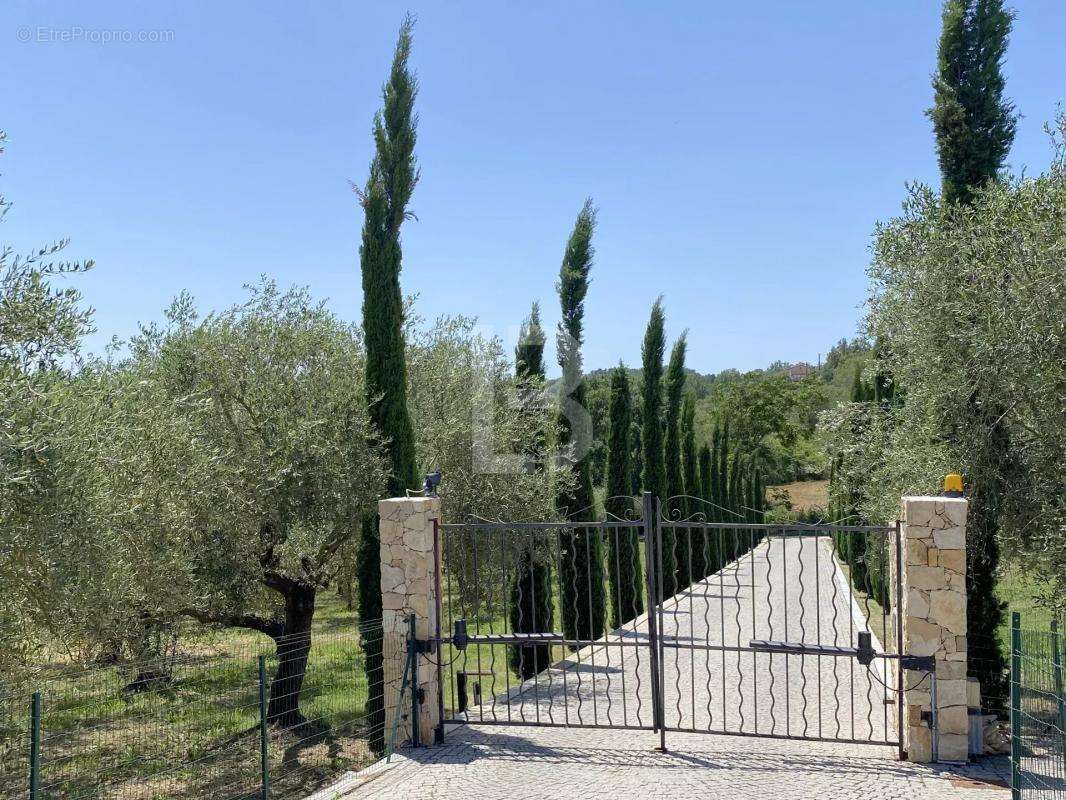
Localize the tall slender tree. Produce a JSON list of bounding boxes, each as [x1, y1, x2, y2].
[[703, 433, 722, 573], [928, 0, 1016, 206], [555, 200, 605, 642], [727, 450, 742, 562], [850, 363, 867, 403], [640, 300, 667, 601], [681, 392, 706, 580], [681, 393, 698, 500], [509, 303, 553, 678], [698, 444, 713, 504], [605, 364, 643, 628], [515, 302, 545, 377], [515, 302, 548, 469], [628, 416, 643, 497], [662, 334, 688, 594], [716, 421, 731, 562], [356, 16, 421, 751], [928, 0, 1017, 709]]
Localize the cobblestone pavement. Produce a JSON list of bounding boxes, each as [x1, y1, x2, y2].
[[335, 725, 1010, 800]]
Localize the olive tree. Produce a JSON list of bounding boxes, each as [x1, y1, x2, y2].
[[405, 311, 568, 523], [825, 117, 1066, 619], [130, 282, 388, 725], [0, 129, 94, 674], [398, 311, 570, 643]]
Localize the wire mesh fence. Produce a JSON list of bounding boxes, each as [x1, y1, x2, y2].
[[0, 620, 407, 800], [1011, 615, 1066, 799]]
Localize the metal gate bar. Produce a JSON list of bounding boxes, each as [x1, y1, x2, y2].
[[432, 493, 905, 754], [655, 500, 901, 749], [437, 500, 659, 731]]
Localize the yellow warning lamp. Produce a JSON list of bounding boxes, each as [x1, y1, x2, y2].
[[943, 473, 964, 497]]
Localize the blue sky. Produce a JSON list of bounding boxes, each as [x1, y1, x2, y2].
[[3, 1, 1064, 375]]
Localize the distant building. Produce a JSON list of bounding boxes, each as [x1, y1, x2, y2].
[[786, 362, 815, 381]]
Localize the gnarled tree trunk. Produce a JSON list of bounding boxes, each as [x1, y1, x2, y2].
[[266, 583, 316, 728]]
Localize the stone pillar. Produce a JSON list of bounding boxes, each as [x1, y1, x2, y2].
[[899, 496, 969, 762], [379, 497, 441, 747]]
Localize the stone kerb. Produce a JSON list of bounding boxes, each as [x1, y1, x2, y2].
[[899, 496, 968, 763], [379, 496, 441, 747]]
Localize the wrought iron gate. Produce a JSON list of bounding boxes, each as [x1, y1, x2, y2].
[[434, 493, 905, 753]]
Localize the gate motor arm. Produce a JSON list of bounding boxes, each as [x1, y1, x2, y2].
[[748, 631, 878, 662], [749, 631, 935, 671]]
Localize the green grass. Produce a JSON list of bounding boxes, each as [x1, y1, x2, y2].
[[1, 593, 382, 800], [994, 567, 1058, 655]]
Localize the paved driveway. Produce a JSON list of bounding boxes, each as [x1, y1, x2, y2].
[[330, 534, 1011, 799], [458, 535, 896, 744], [336, 724, 1010, 800]]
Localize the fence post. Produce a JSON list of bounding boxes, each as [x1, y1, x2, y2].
[[640, 492, 662, 739], [258, 656, 270, 800], [1010, 611, 1021, 800], [29, 692, 40, 800], [1052, 620, 1066, 772], [408, 613, 420, 748]]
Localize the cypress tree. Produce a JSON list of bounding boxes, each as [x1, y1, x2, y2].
[[681, 392, 706, 581], [727, 454, 742, 562], [662, 334, 688, 594], [356, 16, 421, 751], [509, 304, 553, 678], [509, 547, 554, 678], [716, 423, 730, 518], [628, 417, 643, 497], [929, 0, 1017, 709], [555, 200, 605, 643], [681, 393, 698, 500], [716, 423, 731, 561], [515, 302, 548, 466], [850, 363, 866, 403], [698, 444, 713, 505], [515, 302, 546, 379], [928, 0, 1016, 206], [705, 431, 723, 573], [640, 300, 667, 598], [605, 365, 643, 628]]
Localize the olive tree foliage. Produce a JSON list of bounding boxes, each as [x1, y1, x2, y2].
[[378, 309, 572, 616], [128, 283, 387, 616], [133, 284, 390, 724], [10, 364, 218, 667], [404, 309, 571, 523], [823, 118, 1066, 615], [0, 129, 95, 672]]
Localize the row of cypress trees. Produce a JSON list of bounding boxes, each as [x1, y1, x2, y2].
[[507, 243, 771, 677], [827, 457, 891, 610], [633, 302, 768, 602]]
